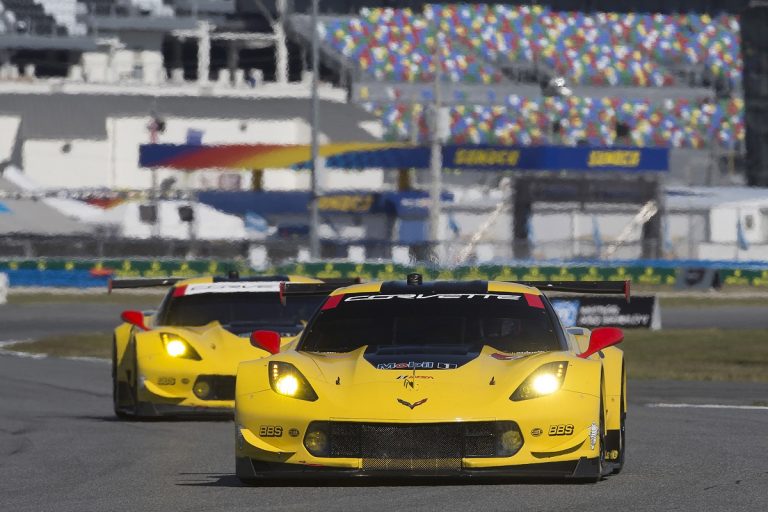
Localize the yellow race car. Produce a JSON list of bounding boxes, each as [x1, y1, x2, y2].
[[111, 274, 353, 418], [235, 275, 628, 481]]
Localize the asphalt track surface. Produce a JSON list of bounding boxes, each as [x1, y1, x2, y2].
[[0, 300, 766, 511], [1, 301, 766, 342], [1, 354, 767, 512]]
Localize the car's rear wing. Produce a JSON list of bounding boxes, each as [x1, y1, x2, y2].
[[108, 277, 184, 292], [509, 280, 631, 302], [108, 275, 360, 294]]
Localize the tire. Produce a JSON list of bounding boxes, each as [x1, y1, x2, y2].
[[577, 377, 607, 483], [128, 341, 149, 418], [236, 457, 257, 484], [112, 337, 130, 420], [596, 383, 607, 480], [611, 365, 627, 474]]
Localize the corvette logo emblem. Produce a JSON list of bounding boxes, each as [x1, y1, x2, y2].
[[397, 398, 428, 410]]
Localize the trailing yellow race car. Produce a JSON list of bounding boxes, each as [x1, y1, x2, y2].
[[235, 275, 628, 481], [111, 274, 353, 418]]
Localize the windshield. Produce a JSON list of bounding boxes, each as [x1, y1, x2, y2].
[[300, 292, 562, 357], [158, 293, 325, 335]]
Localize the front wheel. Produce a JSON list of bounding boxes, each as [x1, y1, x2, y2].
[[112, 337, 130, 419], [575, 382, 607, 483], [596, 387, 607, 479], [611, 366, 627, 474]]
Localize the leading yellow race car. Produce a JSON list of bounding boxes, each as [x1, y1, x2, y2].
[[111, 274, 352, 418], [235, 275, 628, 482]]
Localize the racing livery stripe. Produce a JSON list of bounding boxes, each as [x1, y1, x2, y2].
[[321, 294, 344, 310], [524, 293, 544, 309], [172, 285, 187, 297]]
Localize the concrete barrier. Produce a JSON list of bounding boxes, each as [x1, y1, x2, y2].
[[0, 272, 8, 304]]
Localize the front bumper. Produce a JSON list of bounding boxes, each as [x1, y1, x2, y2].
[[235, 388, 602, 469], [137, 373, 236, 413]]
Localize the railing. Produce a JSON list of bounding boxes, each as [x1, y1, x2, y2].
[[0, 234, 739, 265]]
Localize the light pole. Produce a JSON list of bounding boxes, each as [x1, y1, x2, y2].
[[428, 34, 443, 260], [308, 0, 321, 260]]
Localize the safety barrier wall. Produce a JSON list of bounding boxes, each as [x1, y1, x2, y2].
[[2, 259, 768, 288]]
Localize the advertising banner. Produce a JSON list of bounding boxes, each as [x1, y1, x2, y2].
[[140, 143, 668, 172], [2, 259, 767, 289], [551, 296, 661, 330]]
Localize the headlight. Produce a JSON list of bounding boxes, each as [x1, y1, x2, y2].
[[510, 361, 568, 401], [160, 333, 201, 360], [268, 362, 318, 401]]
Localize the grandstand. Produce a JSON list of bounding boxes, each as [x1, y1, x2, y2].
[[0, 1, 763, 264], [306, 4, 744, 153]]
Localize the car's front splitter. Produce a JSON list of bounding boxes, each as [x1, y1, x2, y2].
[[126, 400, 233, 419], [236, 456, 601, 481]]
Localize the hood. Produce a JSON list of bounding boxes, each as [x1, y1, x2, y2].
[[158, 323, 295, 372], [272, 346, 585, 420]]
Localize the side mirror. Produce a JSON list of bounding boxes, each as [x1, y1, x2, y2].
[[121, 310, 148, 331], [250, 330, 281, 355], [578, 327, 624, 359]]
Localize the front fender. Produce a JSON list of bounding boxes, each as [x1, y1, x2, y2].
[[601, 346, 625, 431], [114, 322, 134, 371]]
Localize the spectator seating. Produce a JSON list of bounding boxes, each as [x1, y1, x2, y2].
[[367, 95, 744, 149], [321, 4, 741, 88], [320, 8, 505, 84]]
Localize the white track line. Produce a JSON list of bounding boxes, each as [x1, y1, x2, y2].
[[648, 403, 768, 411]]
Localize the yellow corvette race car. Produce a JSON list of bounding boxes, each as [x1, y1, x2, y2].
[[111, 274, 352, 418], [235, 275, 628, 481]]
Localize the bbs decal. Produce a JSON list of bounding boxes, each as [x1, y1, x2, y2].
[[259, 425, 283, 438], [548, 424, 574, 436], [345, 293, 522, 301]]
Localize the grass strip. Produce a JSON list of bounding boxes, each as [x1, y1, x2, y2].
[[3, 328, 766, 383], [658, 296, 768, 308], [622, 328, 768, 382]]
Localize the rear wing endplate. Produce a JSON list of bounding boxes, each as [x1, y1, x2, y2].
[[509, 280, 631, 302]]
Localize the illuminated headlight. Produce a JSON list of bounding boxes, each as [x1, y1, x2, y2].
[[510, 362, 568, 401], [275, 375, 299, 396], [269, 362, 318, 401], [165, 339, 186, 357], [531, 373, 560, 395], [160, 333, 201, 360]]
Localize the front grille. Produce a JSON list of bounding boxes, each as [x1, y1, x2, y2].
[[313, 421, 520, 471], [194, 375, 235, 400], [363, 457, 462, 471]]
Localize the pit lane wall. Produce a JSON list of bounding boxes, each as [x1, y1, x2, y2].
[[2, 259, 768, 289]]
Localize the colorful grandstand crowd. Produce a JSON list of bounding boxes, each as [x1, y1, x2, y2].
[[366, 95, 743, 149], [321, 4, 742, 149]]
